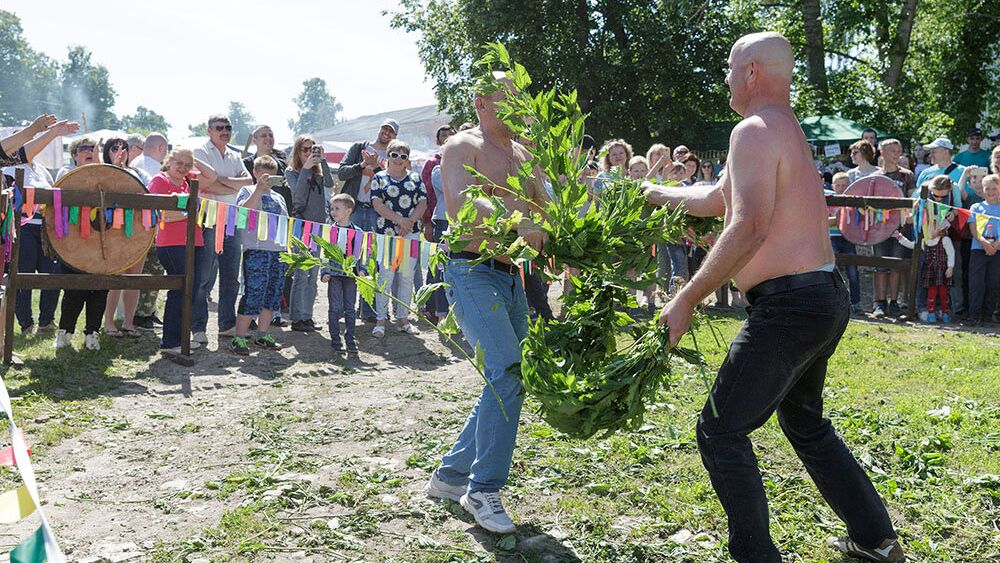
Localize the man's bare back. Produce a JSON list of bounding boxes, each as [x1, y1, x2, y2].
[[722, 107, 833, 290], [440, 127, 544, 265]]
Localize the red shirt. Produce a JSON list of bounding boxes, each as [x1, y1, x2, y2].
[[148, 172, 204, 248]]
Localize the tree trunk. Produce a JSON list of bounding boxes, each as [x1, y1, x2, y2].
[[885, 0, 920, 87], [800, 0, 829, 108]]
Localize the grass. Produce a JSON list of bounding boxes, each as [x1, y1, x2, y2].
[[4, 303, 997, 562]]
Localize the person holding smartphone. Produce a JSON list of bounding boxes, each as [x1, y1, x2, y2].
[[285, 135, 334, 332]]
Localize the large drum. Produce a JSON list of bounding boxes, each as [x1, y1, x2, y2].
[[838, 175, 904, 246], [47, 164, 154, 274]]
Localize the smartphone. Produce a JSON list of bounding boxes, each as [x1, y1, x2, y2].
[[268, 175, 284, 187], [311, 146, 323, 155]]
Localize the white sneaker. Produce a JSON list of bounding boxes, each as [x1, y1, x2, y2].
[[84, 333, 100, 351], [425, 471, 466, 502], [192, 331, 209, 344], [372, 325, 385, 338], [460, 490, 516, 534], [398, 323, 420, 335], [218, 326, 236, 338], [54, 330, 73, 350], [163, 341, 202, 354]]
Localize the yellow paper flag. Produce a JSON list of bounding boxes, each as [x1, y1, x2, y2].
[[0, 485, 36, 523], [976, 214, 989, 238]]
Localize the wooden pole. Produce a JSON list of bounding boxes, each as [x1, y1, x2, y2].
[[180, 180, 199, 357], [2, 169, 26, 364]]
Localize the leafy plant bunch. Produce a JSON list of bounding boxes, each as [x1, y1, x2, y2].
[[449, 43, 709, 439]]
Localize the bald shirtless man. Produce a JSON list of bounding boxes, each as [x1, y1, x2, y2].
[[423, 74, 547, 534], [644, 33, 904, 563]]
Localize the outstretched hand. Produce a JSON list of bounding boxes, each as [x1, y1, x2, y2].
[[28, 114, 57, 134], [51, 120, 80, 136]]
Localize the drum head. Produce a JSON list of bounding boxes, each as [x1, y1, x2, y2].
[[838, 175, 904, 246], [46, 164, 154, 274]]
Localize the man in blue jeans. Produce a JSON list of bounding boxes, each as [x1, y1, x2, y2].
[[192, 115, 253, 342], [644, 33, 903, 562], [423, 73, 548, 535]]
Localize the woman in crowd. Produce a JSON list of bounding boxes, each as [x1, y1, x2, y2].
[[147, 148, 211, 353], [679, 153, 700, 185], [101, 138, 150, 338], [698, 160, 718, 185], [593, 139, 632, 199], [847, 140, 879, 184], [285, 135, 335, 332], [645, 143, 671, 180]]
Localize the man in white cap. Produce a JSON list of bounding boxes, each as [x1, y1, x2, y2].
[[337, 118, 398, 322], [915, 138, 965, 199]]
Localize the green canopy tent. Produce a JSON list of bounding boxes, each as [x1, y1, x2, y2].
[[798, 115, 890, 143]]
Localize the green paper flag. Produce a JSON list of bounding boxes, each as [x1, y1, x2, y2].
[[10, 525, 46, 563], [124, 209, 134, 238], [237, 207, 248, 230], [176, 195, 189, 209], [68, 206, 79, 225]]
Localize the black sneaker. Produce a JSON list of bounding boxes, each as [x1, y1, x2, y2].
[[230, 336, 250, 356], [254, 333, 282, 350], [272, 318, 287, 328], [306, 319, 322, 331], [291, 320, 312, 332], [887, 301, 901, 317], [872, 301, 887, 318], [133, 316, 155, 330], [331, 337, 344, 352], [149, 315, 164, 328], [827, 536, 905, 562]]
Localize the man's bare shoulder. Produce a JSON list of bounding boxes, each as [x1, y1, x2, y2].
[[442, 130, 482, 161]]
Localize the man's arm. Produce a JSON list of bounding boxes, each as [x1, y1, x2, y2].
[[642, 177, 726, 217], [337, 143, 364, 181], [675, 120, 777, 306], [0, 115, 55, 157], [23, 120, 79, 162]]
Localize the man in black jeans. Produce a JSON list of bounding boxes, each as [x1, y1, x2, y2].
[[643, 32, 903, 563]]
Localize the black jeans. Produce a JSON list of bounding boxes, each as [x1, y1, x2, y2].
[[57, 264, 108, 335], [968, 249, 1000, 320], [15, 223, 60, 329], [696, 272, 895, 562], [524, 271, 553, 321], [425, 219, 450, 316]]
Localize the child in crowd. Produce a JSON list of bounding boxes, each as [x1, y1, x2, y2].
[[55, 260, 109, 351], [893, 220, 955, 323], [321, 194, 359, 352], [370, 139, 426, 338], [828, 172, 862, 313], [627, 156, 649, 180], [231, 156, 287, 355], [967, 174, 1000, 325]]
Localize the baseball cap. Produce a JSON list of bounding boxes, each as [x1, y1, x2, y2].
[[379, 119, 400, 135], [922, 138, 954, 151], [968, 127, 983, 137]]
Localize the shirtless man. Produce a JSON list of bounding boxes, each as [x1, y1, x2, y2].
[[423, 72, 547, 534], [644, 33, 904, 563]]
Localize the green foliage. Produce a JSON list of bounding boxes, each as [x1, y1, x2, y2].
[[60, 46, 119, 129], [288, 77, 344, 135], [390, 0, 750, 149], [120, 106, 170, 136]]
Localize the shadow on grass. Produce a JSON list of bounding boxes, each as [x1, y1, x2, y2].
[[465, 522, 582, 563]]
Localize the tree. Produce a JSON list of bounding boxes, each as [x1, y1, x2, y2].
[[187, 101, 255, 141], [390, 0, 755, 151], [59, 46, 118, 130], [121, 106, 170, 135], [288, 78, 344, 134], [0, 10, 61, 123], [187, 122, 208, 136]]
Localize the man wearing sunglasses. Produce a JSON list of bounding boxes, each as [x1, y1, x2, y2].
[[192, 115, 254, 342]]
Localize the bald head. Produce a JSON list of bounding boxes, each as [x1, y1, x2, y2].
[[726, 32, 794, 115], [143, 132, 169, 161]]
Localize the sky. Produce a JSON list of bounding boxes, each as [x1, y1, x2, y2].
[[6, 0, 439, 142]]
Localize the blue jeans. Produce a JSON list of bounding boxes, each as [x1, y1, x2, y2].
[[437, 260, 528, 493], [290, 249, 320, 322], [193, 227, 241, 332], [350, 206, 379, 320], [425, 220, 450, 316], [15, 223, 59, 329], [156, 245, 207, 349], [830, 236, 860, 306], [327, 275, 357, 344], [698, 273, 895, 562], [660, 244, 688, 289]]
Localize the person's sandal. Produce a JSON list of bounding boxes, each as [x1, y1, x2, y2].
[[372, 325, 386, 338], [827, 536, 905, 562], [122, 328, 142, 338], [103, 327, 124, 338]]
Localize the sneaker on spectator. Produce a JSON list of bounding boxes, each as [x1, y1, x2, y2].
[[871, 301, 886, 318], [149, 315, 164, 328], [192, 332, 209, 344], [84, 333, 100, 351], [291, 320, 312, 332], [230, 336, 250, 355], [926, 312, 937, 324], [460, 490, 516, 534], [255, 333, 282, 350], [850, 303, 863, 315], [219, 326, 236, 338], [940, 312, 951, 323], [133, 316, 155, 330], [345, 339, 358, 353], [887, 301, 900, 317], [425, 470, 466, 502], [306, 319, 322, 331], [331, 337, 344, 352], [272, 317, 287, 328], [54, 330, 73, 350], [399, 323, 420, 335], [35, 322, 56, 333], [917, 310, 928, 323]]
